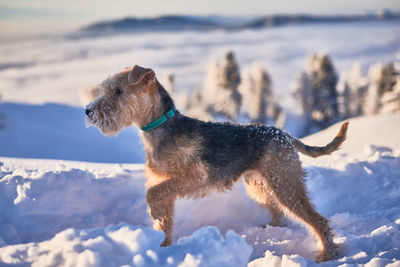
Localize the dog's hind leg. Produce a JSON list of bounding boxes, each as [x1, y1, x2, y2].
[[260, 158, 337, 262], [265, 201, 284, 227], [243, 171, 284, 227]]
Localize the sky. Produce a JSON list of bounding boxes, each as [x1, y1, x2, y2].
[[0, 0, 399, 36]]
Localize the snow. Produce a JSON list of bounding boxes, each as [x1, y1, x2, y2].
[[1, 112, 400, 266], [0, 224, 251, 267], [0, 20, 399, 266], [0, 102, 144, 163], [301, 112, 400, 160]]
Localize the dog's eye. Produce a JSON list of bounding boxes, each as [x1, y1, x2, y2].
[[115, 87, 123, 95]]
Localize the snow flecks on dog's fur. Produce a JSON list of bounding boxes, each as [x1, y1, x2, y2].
[[85, 95, 123, 136], [84, 65, 348, 261]]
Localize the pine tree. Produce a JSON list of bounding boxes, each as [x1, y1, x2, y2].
[[292, 54, 339, 134], [203, 60, 221, 107], [364, 62, 396, 115], [238, 70, 255, 118], [253, 64, 272, 122], [292, 71, 313, 134], [380, 81, 400, 114], [238, 64, 280, 123], [307, 54, 339, 129], [203, 51, 242, 120], [340, 82, 351, 118], [364, 63, 382, 115], [221, 51, 241, 93], [380, 56, 400, 114], [339, 63, 368, 118], [378, 63, 396, 96], [216, 51, 242, 119]]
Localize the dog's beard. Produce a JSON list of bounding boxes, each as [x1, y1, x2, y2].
[[86, 115, 120, 136], [85, 97, 121, 136]]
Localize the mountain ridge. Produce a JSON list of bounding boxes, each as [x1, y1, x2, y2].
[[80, 12, 400, 35]]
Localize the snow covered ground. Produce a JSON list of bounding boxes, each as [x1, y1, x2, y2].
[[1, 20, 399, 266], [0, 102, 144, 163], [0, 112, 399, 266]]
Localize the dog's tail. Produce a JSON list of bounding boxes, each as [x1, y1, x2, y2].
[[292, 122, 349, 158]]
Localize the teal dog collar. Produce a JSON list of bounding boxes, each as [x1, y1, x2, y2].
[[141, 106, 176, 132]]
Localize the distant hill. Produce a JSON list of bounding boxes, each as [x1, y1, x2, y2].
[[82, 16, 221, 34], [79, 12, 400, 36], [244, 13, 400, 28]]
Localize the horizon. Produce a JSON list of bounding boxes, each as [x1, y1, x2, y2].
[[0, 0, 399, 37]]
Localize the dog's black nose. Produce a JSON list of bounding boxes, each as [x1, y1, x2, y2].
[[85, 109, 92, 117]]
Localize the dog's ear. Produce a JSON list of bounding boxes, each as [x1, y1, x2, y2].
[[128, 65, 156, 86]]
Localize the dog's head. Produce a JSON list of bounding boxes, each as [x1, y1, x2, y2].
[[85, 65, 162, 136]]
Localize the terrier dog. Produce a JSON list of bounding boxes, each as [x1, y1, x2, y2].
[[85, 65, 348, 262]]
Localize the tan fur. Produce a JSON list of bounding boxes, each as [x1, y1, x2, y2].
[[86, 65, 348, 262]]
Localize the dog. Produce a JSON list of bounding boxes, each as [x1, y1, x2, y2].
[[85, 65, 348, 262]]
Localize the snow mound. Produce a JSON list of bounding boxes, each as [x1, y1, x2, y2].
[[0, 113, 400, 266], [0, 163, 148, 245], [0, 224, 251, 267], [0, 103, 144, 163], [302, 112, 400, 156]]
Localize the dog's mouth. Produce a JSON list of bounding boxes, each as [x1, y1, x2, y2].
[[84, 110, 119, 137], [85, 115, 95, 129], [85, 110, 95, 129], [84, 97, 123, 136]]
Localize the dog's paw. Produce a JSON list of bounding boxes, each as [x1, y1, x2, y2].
[[316, 248, 337, 262], [160, 238, 171, 247]]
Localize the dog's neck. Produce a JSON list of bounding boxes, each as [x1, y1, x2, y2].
[[139, 83, 179, 155], [140, 105, 176, 132]]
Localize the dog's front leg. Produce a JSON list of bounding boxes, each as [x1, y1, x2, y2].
[[146, 178, 177, 246], [152, 203, 174, 246]]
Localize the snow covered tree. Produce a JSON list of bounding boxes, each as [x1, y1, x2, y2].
[[214, 51, 242, 119], [307, 54, 339, 129], [338, 63, 368, 118], [202, 51, 242, 120], [292, 54, 339, 134], [379, 57, 400, 114], [364, 63, 382, 115], [203, 60, 221, 106], [380, 81, 400, 114], [253, 64, 273, 122], [364, 62, 396, 115], [292, 71, 313, 134], [221, 51, 241, 95], [238, 70, 254, 118], [239, 64, 278, 123], [378, 63, 396, 97]]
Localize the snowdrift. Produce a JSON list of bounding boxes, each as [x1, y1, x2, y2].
[[0, 113, 400, 266], [0, 103, 144, 163]]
